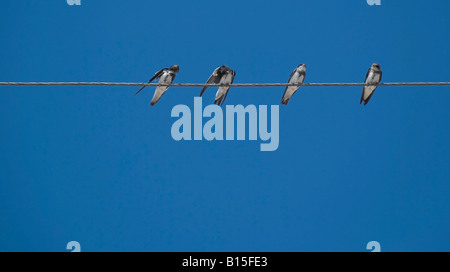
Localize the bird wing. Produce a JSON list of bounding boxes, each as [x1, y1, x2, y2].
[[150, 71, 176, 106], [219, 70, 235, 106], [281, 70, 305, 105], [135, 68, 166, 96], [360, 67, 372, 104], [200, 67, 222, 97], [361, 69, 382, 105], [281, 69, 299, 99]]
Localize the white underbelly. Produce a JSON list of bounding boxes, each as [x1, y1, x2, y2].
[[216, 74, 233, 97]]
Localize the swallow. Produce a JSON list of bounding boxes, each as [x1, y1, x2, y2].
[[135, 64, 180, 106], [281, 64, 307, 105], [360, 63, 382, 105], [200, 65, 236, 106]]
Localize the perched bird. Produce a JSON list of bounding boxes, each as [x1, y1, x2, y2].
[[135, 64, 180, 106], [360, 63, 382, 105], [200, 65, 236, 106], [281, 64, 307, 105]]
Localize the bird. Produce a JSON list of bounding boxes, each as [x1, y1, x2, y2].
[[135, 64, 180, 106], [360, 63, 382, 105], [200, 65, 236, 106], [281, 64, 307, 105]]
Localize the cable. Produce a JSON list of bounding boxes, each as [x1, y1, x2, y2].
[[0, 82, 449, 87]]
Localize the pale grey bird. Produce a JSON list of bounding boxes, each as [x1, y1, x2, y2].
[[135, 64, 180, 106], [200, 65, 236, 106], [360, 63, 382, 105], [281, 64, 307, 105]]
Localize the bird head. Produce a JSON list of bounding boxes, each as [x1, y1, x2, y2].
[[298, 64, 307, 72], [371, 63, 381, 71], [169, 64, 180, 73]]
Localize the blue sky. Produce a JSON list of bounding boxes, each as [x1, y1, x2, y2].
[[1, 0, 449, 251]]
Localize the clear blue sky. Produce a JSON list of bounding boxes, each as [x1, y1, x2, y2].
[[1, 0, 449, 252]]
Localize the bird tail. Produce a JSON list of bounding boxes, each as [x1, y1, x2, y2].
[[360, 88, 365, 105], [220, 90, 229, 106], [135, 86, 146, 96], [200, 87, 208, 97], [214, 96, 223, 105], [150, 87, 166, 106], [150, 94, 163, 106], [281, 97, 289, 105]]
